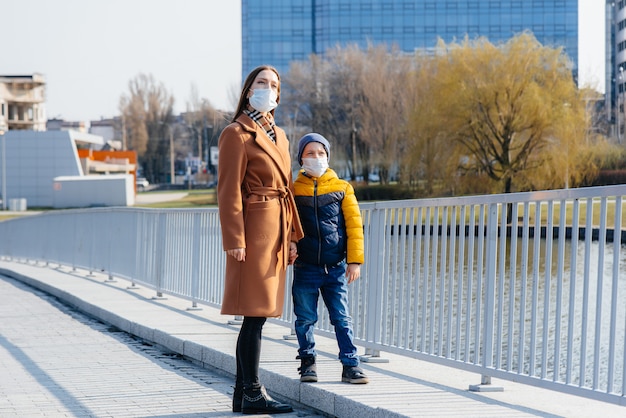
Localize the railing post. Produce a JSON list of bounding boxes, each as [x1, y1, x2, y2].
[[470, 203, 503, 392], [152, 212, 168, 300], [187, 212, 203, 311], [361, 204, 389, 363]]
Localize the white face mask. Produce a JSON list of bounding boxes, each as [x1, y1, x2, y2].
[[302, 157, 329, 178], [249, 88, 278, 113]]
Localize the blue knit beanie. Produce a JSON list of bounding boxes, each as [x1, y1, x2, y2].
[[297, 133, 331, 166]]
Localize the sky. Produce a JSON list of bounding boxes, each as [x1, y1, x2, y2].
[[2, 0, 603, 123]]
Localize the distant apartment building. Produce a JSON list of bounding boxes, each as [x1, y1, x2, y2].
[[242, 0, 580, 82], [0, 73, 47, 131], [609, 0, 626, 138], [46, 118, 88, 133]]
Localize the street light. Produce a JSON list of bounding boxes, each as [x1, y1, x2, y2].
[[168, 126, 174, 185], [158, 121, 176, 185], [0, 119, 7, 211], [616, 65, 624, 144]]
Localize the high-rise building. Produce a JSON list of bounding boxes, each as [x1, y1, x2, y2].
[[242, 0, 579, 83]]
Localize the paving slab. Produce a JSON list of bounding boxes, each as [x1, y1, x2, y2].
[[1, 259, 625, 417]]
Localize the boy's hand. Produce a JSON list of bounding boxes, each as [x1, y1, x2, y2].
[[288, 241, 298, 265], [347, 263, 361, 284]]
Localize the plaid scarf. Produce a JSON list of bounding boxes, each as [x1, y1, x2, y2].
[[244, 107, 277, 143]]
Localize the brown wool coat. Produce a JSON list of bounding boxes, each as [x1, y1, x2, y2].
[[217, 114, 303, 317]]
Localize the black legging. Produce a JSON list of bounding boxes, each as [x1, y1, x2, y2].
[[236, 316, 267, 389]]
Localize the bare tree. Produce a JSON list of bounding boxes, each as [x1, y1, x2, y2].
[[358, 43, 414, 184], [183, 83, 231, 180], [119, 73, 174, 183], [284, 46, 369, 180]]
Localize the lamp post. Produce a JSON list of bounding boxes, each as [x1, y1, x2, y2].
[[0, 119, 7, 210], [159, 120, 176, 184], [169, 126, 175, 185], [617, 65, 624, 144], [615, 66, 624, 144]]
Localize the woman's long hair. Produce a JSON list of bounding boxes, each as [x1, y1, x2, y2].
[[232, 65, 281, 122]]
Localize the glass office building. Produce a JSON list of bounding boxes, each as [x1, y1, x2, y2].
[[242, 0, 578, 83]]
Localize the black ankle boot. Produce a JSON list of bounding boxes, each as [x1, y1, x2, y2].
[[232, 384, 243, 413], [297, 356, 318, 382], [241, 385, 293, 414]]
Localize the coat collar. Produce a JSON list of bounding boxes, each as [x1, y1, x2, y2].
[[235, 113, 290, 182]]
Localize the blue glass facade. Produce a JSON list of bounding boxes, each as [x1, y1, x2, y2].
[[242, 0, 578, 82]]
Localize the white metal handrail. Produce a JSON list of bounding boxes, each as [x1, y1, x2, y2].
[[1, 184, 625, 405]]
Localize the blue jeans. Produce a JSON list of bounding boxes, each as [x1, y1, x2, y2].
[[292, 260, 359, 366]]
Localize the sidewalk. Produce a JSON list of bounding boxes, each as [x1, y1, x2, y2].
[[134, 191, 188, 205], [0, 274, 321, 417], [1, 259, 624, 417]]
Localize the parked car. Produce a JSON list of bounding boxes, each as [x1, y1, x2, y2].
[[136, 177, 150, 189]]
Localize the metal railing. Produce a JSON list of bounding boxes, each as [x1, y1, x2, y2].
[[1, 184, 625, 405]]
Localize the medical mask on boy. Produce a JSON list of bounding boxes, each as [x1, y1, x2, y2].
[[302, 157, 329, 178], [249, 88, 278, 113]]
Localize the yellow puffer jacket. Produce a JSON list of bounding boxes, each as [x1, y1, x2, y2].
[[293, 168, 364, 266]]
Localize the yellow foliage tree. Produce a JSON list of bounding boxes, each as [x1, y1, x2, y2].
[[429, 32, 591, 193]]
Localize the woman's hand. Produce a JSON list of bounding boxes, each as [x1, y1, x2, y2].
[[227, 248, 246, 262], [288, 241, 298, 265]]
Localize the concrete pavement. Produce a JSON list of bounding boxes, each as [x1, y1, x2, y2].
[[0, 271, 320, 418], [134, 192, 189, 205], [1, 259, 625, 417]]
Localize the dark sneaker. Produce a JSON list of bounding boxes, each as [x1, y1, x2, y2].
[[297, 356, 318, 382], [342, 365, 369, 384]]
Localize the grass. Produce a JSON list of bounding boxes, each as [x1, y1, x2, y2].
[[0, 190, 217, 221], [3, 191, 624, 230], [134, 189, 217, 209], [386, 198, 626, 230], [0, 213, 23, 222]]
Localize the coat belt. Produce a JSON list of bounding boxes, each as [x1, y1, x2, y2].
[[245, 185, 304, 269]]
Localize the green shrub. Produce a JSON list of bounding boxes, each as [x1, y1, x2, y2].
[[590, 170, 626, 186], [354, 184, 423, 201]]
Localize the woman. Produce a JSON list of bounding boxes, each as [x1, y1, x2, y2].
[[217, 65, 303, 414]]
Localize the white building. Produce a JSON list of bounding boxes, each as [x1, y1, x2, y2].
[[1, 130, 134, 209], [0, 74, 46, 132]]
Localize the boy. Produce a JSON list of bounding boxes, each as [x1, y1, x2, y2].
[[291, 132, 369, 384]]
